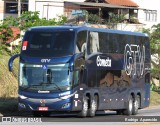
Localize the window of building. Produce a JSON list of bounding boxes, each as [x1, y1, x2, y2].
[[144, 10, 157, 22], [5, 2, 28, 14]]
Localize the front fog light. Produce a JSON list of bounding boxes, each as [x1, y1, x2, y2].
[[18, 103, 26, 109], [62, 103, 71, 109]]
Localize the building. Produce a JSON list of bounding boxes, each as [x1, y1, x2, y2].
[[0, 0, 28, 21], [29, 0, 85, 19], [28, 0, 140, 30], [132, 0, 160, 29]]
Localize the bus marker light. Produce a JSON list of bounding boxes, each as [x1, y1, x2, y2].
[[75, 94, 78, 98], [22, 41, 28, 50], [75, 101, 77, 107], [80, 88, 83, 90]]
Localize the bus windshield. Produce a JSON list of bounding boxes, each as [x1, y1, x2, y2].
[[21, 30, 75, 57], [19, 63, 72, 92]]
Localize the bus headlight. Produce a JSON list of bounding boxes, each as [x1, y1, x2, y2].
[[19, 94, 28, 99]]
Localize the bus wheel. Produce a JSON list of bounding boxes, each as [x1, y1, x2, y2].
[[132, 95, 139, 115], [88, 95, 98, 117], [79, 97, 88, 117], [123, 95, 133, 116]]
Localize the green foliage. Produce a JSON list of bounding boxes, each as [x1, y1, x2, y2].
[[0, 11, 67, 55], [106, 12, 125, 29], [19, 11, 67, 31], [150, 24, 160, 85], [108, 12, 125, 23], [0, 25, 13, 46], [12, 43, 22, 55], [0, 44, 8, 55], [142, 24, 160, 86], [141, 28, 151, 38], [88, 13, 100, 24]]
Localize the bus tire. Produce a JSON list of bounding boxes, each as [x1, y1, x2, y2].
[[137, 95, 140, 109], [123, 95, 133, 116], [79, 97, 88, 117], [88, 95, 97, 117], [132, 95, 139, 115]]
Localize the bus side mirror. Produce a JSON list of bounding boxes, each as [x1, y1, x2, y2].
[[8, 54, 20, 72]]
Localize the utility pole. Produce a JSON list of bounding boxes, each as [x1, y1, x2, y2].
[[18, 0, 21, 17]]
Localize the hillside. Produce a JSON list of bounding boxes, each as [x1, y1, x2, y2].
[[0, 53, 18, 97]]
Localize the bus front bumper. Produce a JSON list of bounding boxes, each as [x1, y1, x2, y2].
[[18, 97, 73, 112]]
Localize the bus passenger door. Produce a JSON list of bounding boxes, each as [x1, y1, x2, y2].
[[74, 30, 87, 87]]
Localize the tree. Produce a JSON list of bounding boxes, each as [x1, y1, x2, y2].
[[0, 11, 67, 55], [150, 24, 160, 86], [142, 24, 160, 86], [106, 12, 125, 29]]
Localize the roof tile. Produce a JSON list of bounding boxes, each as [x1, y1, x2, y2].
[[105, 0, 138, 7]]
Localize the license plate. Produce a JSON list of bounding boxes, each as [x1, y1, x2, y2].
[[38, 107, 48, 111]]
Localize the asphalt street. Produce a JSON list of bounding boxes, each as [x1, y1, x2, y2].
[[0, 106, 160, 125]]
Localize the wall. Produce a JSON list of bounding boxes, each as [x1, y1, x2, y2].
[[117, 23, 144, 32], [0, 0, 4, 20], [85, 23, 144, 32], [132, 0, 160, 29], [29, 0, 85, 19], [0, 0, 18, 21]]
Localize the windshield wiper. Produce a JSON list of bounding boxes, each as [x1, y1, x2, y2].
[[20, 85, 41, 90], [40, 82, 62, 92], [52, 82, 62, 92]]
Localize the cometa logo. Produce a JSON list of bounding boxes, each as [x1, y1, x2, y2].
[[97, 56, 111, 67]]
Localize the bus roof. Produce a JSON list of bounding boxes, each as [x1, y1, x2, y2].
[[28, 25, 148, 37]]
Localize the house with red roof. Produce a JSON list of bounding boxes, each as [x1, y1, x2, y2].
[[105, 0, 138, 7], [29, 1, 138, 20]]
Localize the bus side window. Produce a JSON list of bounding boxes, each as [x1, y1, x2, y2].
[[76, 31, 87, 53], [112, 34, 119, 53], [99, 32, 108, 53], [144, 37, 150, 63], [108, 33, 113, 53], [118, 34, 126, 54], [73, 70, 79, 86]]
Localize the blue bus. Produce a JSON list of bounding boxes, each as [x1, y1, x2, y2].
[[8, 25, 151, 117]]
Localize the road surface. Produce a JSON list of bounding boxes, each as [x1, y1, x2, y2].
[[0, 106, 160, 124]]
